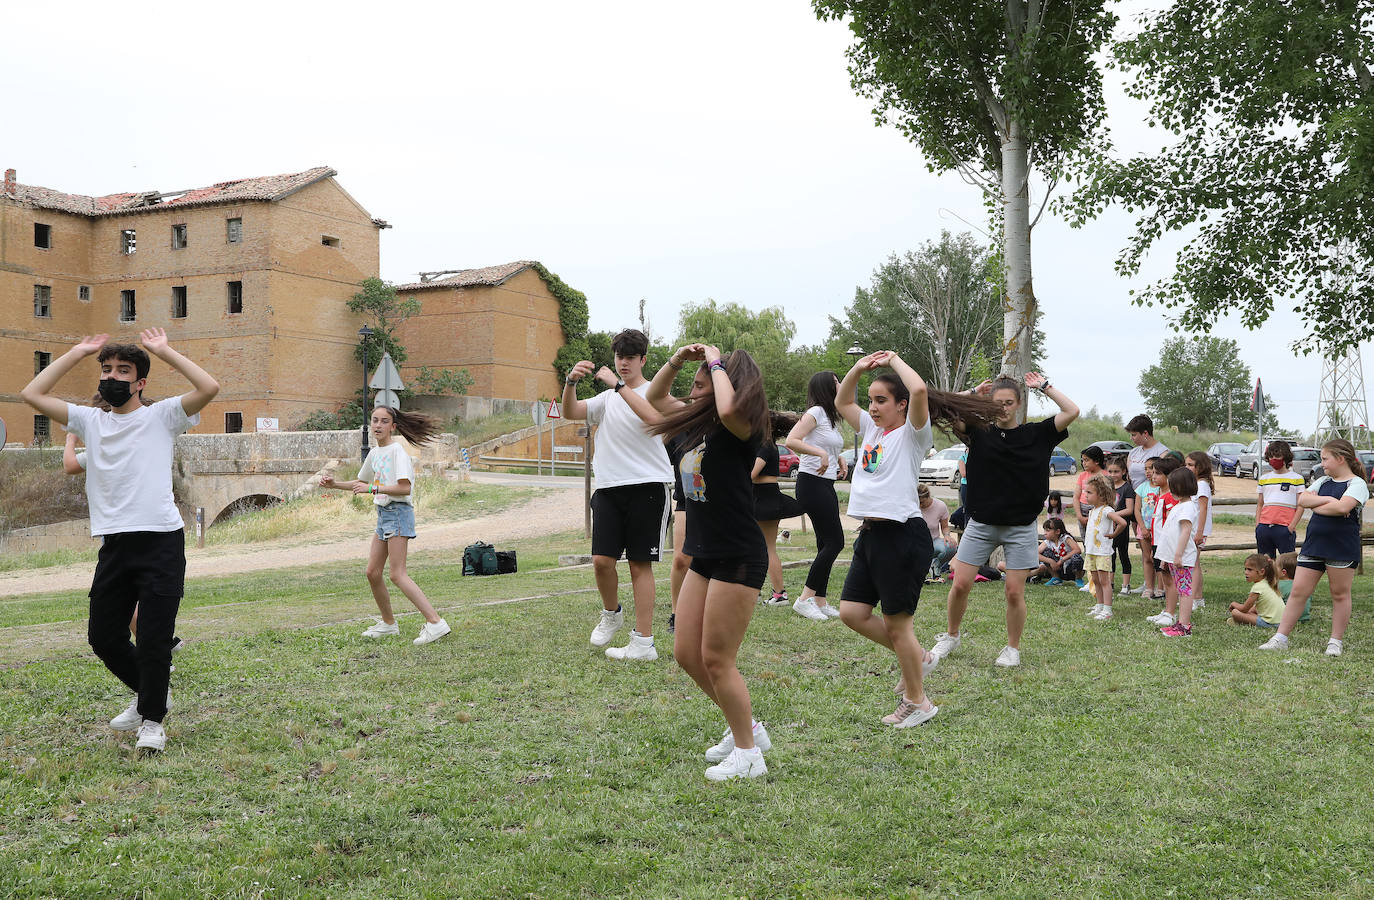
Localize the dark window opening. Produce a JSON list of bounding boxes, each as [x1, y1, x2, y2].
[[227, 280, 243, 314], [225, 412, 243, 433], [321, 235, 340, 248], [34, 223, 52, 248], [34, 351, 52, 374], [120, 289, 136, 322], [78, 285, 91, 303], [33, 415, 50, 445], [172, 224, 188, 249], [172, 286, 188, 318], [33, 285, 51, 318]]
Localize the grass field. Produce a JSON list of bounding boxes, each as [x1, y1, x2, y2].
[[2, 517, 1372, 898]]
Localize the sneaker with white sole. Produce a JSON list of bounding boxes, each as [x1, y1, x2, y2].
[[362, 620, 400, 638], [590, 608, 624, 646], [1127, 585, 1145, 595], [705, 746, 767, 781], [1258, 633, 1290, 651], [605, 630, 658, 661], [792, 597, 829, 622], [1325, 638, 1344, 657], [704, 721, 772, 762], [994, 646, 1021, 668], [817, 603, 841, 619], [930, 632, 961, 660], [883, 698, 939, 728], [1078, 580, 1093, 593], [171, 636, 185, 653], [1146, 610, 1175, 627], [762, 591, 790, 606], [110, 689, 172, 731], [413, 618, 451, 646], [1087, 604, 1104, 616], [135, 720, 166, 753], [1118, 587, 1132, 597], [1094, 608, 1114, 621]]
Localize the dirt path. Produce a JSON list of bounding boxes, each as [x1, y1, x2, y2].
[[0, 490, 579, 599]]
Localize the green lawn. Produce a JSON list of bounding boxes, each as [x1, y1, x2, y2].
[[1, 530, 1372, 899]]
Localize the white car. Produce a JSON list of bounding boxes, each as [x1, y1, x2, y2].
[[919, 446, 966, 487]]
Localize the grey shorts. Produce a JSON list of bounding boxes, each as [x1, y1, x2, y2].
[[954, 519, 1040, 571]]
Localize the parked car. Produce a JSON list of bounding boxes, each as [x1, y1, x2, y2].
[[1308, 450, 1374, 485], [919, 446, 966, 486], [1206, 441, 1247, 477], [776, 445, 800, 477], [1237, 437, 1302, 479], [838, 447, 857, 481], [1087, 440, 1132, 458], [1049, 446, 1077, 476]]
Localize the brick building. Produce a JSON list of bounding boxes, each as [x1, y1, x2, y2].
[[0, 166, 389, 445]]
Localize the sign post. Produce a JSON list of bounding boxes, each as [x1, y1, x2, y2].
[[532, 401, 548, 476], [578, 425, 592, 537], [369, 353, 406, 410]]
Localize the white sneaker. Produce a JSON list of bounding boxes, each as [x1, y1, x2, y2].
[[413, 618, 451, 645], [1192, 597, 1206, 611], [1094, 608, 1114, 621], [890, 700, 939, 729], [930, 632, 961, 660], [605, 630, 658, 661], [1325, 638, 1344, 657], [1087, 604, 1104, 616], [994, 646, 1021, 668], [362, 620, 400, 638], [1146, 610, 1175, 626], [1079, 581, 1094, 593], [705, 746, 767, 781], [1118, 587, 1132, 596], [135, 720, 167, 753], [590, 608, 624, 646], [1127, 585, 1145, 594], [817, 603, 841, 619], [1258, 633, 1290, 651], [110, 689, 172, 731], [792, 597, 829, 622], [704, 721, 772, 762]]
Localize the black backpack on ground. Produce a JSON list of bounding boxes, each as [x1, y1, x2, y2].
[[462, 541, 499, 576]]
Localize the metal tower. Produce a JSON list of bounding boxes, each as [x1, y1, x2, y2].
[[1315, 346, 1371, 448]]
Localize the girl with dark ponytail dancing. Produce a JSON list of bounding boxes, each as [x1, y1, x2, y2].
[[785, 371, 848, 621]]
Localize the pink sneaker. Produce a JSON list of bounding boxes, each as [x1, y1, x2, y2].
[[1161, 623, 1193, 637], [974, 574, 990, 583]]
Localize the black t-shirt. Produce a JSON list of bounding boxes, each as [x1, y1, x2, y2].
[[965, 416, 1069, 526], [666, 433, 691, 506], [755, 441, 780, 478], [681, 426, 768, 559], [1113, 479, 1136, 535]]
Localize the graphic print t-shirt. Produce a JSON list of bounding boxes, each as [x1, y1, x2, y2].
[[1084, 506, 1115, 555], [359, 442, 416, 506], [680, 426, 768, 560], [846, 410, 934, 521], [1257, 471, 1305, 526]]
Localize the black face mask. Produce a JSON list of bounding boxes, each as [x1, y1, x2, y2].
[[98, 378, 135, 408]]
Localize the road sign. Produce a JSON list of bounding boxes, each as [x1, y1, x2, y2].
[[547, 399, 561, 420], [375, 389, 402, 409], [256, 417, 279, 432], [461, 447, 471, 469], [370, 353, 405, 391], [532, 401, 547, 426]]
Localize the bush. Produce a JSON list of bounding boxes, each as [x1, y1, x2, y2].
[[0, 448, 89, 531]]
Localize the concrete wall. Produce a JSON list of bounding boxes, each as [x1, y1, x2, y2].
[[0, 517, 99, 553]]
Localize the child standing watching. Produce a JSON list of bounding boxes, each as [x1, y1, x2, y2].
[[21, 329, 219, 755], [1259, 439, 1369, 657], [1145, 456, 1181, 623], [1229, 554, 1286, 627], [1255, 441, 1305, 558], [1106, 458, 1136, 595], [1036, 517, 1082, 584], [1156, 467, 1199, 636], [1083, 474, 1129, 620], [1185, 452, 1216, 610], [321, 406, 450, 647], [1136, 458, 1162, 600]]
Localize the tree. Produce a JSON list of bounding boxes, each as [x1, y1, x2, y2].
[[348, 277, 419, 370], [672, 300, 807, 409], [813, 0, 1116, 384], [1068, 0, 1374, 354], [828, 231, 1042, 392], [1137, 337, 1280, 432]]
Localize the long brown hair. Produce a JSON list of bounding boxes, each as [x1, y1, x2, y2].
[[768, 410, 800, 440], [1322, 438, 1367, 481], [868, 373, 1001, 439], [1185, 451, 1216, 492], [1244, 553, 1279, 591], [373, 406, 442, 445], [650, 350, 769, 447]]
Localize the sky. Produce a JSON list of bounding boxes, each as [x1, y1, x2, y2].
[[2, 0, 1358, 435]]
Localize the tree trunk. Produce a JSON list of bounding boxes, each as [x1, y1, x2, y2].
[[1000, 121, 1036, 411]]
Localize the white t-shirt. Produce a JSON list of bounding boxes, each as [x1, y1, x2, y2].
[[1084, 505, 1115, 556], [797, 405, 845, 479], [1155, 498, 1199, 567], [359, 441, 416, 506], [1127, 441, 1169, 488], [65, 397, 199, 536], [846, 411, 934, 521], [584, 383, 673, 490], [1196, 479, 1214, 536]]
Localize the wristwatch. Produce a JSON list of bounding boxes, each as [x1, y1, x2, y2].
[[613, 380, 626, 393]]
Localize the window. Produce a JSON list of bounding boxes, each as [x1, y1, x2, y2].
[[226, 217, 242, 243], [34, 351, 52, 375], [227, 280, 243, 314], [225, 412, 243, 434], [172, 285, 188, 318], [171, 224, 188, 249], [321, 235, 340, 248], [34, 223, 51, 249], [120, 290, 136, 322], [120, 229, 137, 254], [33, 415, 50, 445], [33, 285, 51, 318], [78, 285, 91, 303]]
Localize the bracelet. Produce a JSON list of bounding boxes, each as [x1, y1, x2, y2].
[[708, 359, 725, 373], [667, 357, 683, 370], [565, 376, 580, 385], [371, 485, 377, 494], [1037, 380, 1052, 392]]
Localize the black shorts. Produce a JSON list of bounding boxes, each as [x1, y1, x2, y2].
[[689, 554, 768, 590], [591, 482, 671, 562], [841, 517, 933, 616], [753, 482, 803, 522]]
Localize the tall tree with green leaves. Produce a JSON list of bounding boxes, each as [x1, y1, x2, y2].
[[1068, 0, 1373, 354], [347, 278, 419, 369], [813, 0, 1115, 384], [673, 300, 809, 409], [1137, 336, 1280, 432]]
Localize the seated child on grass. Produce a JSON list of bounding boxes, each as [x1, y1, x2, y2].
[[1036, 517, 1083, 585], [1229, 554, 1286, 627], [1276, 551, 1312, 621]]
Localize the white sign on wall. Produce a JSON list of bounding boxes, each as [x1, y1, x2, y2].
[[256, 418, 279, 432]]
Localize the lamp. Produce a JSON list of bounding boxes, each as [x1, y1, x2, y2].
[[359, 325, 374, 462], [847, 344, 864, 473]]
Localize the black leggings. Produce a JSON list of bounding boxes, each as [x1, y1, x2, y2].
[[1111, 530, 1132, 575], [795, 472, 845, 596]]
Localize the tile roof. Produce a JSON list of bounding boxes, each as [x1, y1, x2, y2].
[[3, 166, 339, 217], [393, 261, 539, 292]]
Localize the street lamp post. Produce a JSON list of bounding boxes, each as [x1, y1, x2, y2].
[[847, 343, 864, 470], [359, 325, 374, 463]]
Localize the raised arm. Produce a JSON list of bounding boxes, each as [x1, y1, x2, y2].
[[560, 360, 595, 421], [837, 352, 887, 432], [647, 345, 702, 410], [139, 328, 219, 416], [885, 352, 929, 429], [20, 334, 109, 425], [594, 366, 665, 426], [699, 345, 754, 441], [1025, 372, 1079, 431]]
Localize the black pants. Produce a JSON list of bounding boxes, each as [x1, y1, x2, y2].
[[88, 530, 185, 723], [1111, 530, 1133, 575], [796, 472, 845, 596]]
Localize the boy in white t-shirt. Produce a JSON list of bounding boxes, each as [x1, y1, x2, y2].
[[561, 329, 675, 661], [22, 329, 219, 754]]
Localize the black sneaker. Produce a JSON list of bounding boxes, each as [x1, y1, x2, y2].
[[171, 637, 185, 653], [667, 614, 676, 634]]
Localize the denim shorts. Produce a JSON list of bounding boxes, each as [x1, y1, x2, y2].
[[1256, 615, 1279, 628], [375, 502, 417, 540], [955, 519, 1040, 570]]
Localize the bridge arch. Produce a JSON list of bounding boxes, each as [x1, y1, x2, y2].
[[210, 493, 285, 526]]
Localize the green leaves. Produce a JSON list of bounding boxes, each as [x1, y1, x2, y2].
[[1136, 336, 1280, 432]]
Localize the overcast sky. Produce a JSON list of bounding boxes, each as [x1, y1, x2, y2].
[[4, 0, 1355, 435]]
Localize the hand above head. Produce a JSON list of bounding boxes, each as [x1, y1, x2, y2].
[[972, 379, 994, 395], [596, 366, 619, 387], [675, 344, 708, 362], [702, 345, 723, 364], [1024, 371, 1048, 390], [74, 334, 109, 356], [140, 327, 171, 356], [568, 360, 596, 381]]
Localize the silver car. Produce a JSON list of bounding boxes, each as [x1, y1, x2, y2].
[[1237, 438, 1309, 481]]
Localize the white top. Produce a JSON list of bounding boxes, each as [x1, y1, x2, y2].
[[65, 397, 199, 536], [797, 405, 844, 479], [1155, 498, 1199, 567], [1084, 505, 1115, 556], [584, 383, 673, 490], [1127, 441, 1169, 488], [846, 410, 934, 521], [359, 442, 416, 506], [1196, 479, 1214, 536]]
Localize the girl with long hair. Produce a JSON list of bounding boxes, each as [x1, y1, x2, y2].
[[1229, 554, 1285, 627], [753, 411, 805, 609], [1260, 439, 1369, 656], [1184, 451, 1216, 610], [784, 371, 848, 620], [1076, 445, 1106, 542], [320, 406, 450, 646]]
